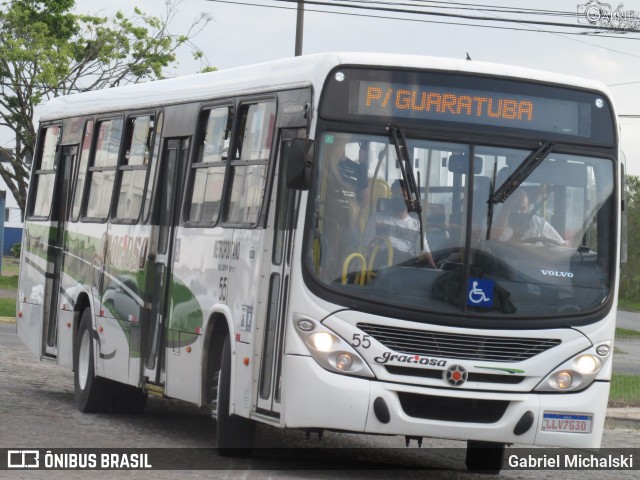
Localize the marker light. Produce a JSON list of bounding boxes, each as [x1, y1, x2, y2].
[[297, 319, 315, 332], [555, 371, 573, 389], [311, 332, 333, 352], [575, 354, 600, 374], [596, 344, 611, 357]]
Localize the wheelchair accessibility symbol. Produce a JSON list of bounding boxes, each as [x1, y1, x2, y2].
[[467, 278, 494, 308]]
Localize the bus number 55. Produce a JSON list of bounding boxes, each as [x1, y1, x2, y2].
[[219, 277, 228, 303], [352, 334, 371, 349]]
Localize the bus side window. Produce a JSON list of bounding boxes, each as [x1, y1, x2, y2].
[[30, 125, 62, 218], [70, 121, 94, 221], [85, 118, 123, 220], [188, 106, 231, 224], [116, 115, 154, 221], [142, 112, 163, 223], [225, 101, 275, 225]]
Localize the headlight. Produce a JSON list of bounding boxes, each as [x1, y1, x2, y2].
[[575, 354, 600, 374], [535, 344, 610, 392], [310, 332, 333, 352], [294, 315, 374, 378]]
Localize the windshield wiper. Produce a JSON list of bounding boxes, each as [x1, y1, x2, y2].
[[388, 125, 424, 251], [490, 141, 554, 205]]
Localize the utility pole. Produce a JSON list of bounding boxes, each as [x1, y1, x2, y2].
[[295, 1, 304, 56]]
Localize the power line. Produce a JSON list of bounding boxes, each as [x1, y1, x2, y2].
[[268, 0, 640, 33], [450, 1, 640, 61], [333, 0, 577, 18], [204, 0, 640, 39]]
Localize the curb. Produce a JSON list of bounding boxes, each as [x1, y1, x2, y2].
[[605, 417, 640, 429], [0, 316, 15, 324], [605, 408, 640, 429]]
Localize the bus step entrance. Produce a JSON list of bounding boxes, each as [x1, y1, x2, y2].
[[143, 383, 165, 397]]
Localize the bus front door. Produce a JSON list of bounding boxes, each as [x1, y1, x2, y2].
[[255, 129, 302, 417], [142, 138, 189, 389], [41, 145, 76, 358]]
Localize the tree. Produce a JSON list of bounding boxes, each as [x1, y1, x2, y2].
[[620, 175, 640, 301], [0, 0, 212, 218]]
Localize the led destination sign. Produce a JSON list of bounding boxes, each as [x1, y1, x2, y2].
[[354, 81, 592, 137]]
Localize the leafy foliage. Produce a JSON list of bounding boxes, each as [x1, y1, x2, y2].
[[620, 175, 640, 301], [0, 0, 212, 217]]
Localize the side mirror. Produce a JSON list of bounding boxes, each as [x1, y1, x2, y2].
[[286, 138, 314, 190]]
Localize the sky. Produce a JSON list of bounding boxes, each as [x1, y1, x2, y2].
[[27, 0, 640, 177]]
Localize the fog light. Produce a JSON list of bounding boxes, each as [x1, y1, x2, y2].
[[335, 353, 353, 371], [576, 354, 599, 374], [556, 371, 573, 389], [311, 332, 333, 352]]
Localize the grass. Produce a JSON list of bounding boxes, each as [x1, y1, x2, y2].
[[618, 297, 640, 312], [0, 257, 19, 290], [0, 275, 18, 290], [609, 374, 640, 408], [616, 328, 640, 340], [0, 258, 19, 277], [0, 297, 15, 317]]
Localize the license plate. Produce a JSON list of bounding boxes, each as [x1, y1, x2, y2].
[[542, 412, 592, 433]]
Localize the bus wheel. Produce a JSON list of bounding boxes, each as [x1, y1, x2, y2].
[[465, 441, 505, 474], [112, 384, 148, 414], [73, 308, 114, 413], [215, 337, 255, 456]]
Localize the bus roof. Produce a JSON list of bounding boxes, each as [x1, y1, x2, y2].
[[39, 52, 614, 122]]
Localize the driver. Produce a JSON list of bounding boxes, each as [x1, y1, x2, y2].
[[493, 189, 565, 245]]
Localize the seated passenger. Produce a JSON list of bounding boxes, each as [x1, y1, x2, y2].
[[363, 179, 437, 268]]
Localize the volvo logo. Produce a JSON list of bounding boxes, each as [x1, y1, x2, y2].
[[445, 364, 468, 386], [540, 269, 574, 278]]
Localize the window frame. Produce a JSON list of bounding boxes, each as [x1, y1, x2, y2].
[[184, 102, 234, 227], [222, 97, 277, 227], [82, 116, 125, 222], [141, 111, 164, 225], [69, 119, 95, 223], [28, 123, 62, 220], [112, 112, 157, 224]]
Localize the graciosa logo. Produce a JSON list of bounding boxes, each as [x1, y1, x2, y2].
[[577, 1, 640, 30], [374, 351, 447, 367]]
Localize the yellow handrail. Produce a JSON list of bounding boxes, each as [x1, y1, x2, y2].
[[342, 253, 367, 285], [367, 237, 393, 282]]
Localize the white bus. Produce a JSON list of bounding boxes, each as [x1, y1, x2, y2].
[[17, 52, 620, 472]]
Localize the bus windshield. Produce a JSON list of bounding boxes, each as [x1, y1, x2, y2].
[[305, 131, 615, 321]]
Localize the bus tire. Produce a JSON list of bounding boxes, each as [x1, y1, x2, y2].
[[73, 308, 114, 413], [465, 440, 505, 474], [215, 337, 255, 456]]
